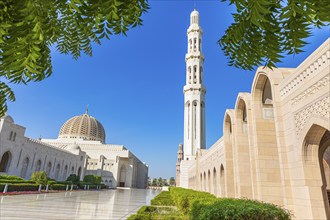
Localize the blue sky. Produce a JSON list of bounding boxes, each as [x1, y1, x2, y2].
[[8, 1, 329, 179]]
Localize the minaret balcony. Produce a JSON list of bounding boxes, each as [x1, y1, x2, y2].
[[183, 85, 206, 93], [185, 53, 204, 61]]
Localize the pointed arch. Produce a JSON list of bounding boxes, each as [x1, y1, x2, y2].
[[20, 157, 30, 179], [0, 151, 12, 173]]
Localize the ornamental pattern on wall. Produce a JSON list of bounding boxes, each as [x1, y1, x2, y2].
[[291, 75, 330, 106], [294, 96, 330, 136]]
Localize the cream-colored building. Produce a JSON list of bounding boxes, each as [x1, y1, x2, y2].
[[0, 111, 148, 188], [177, 9, 330, 220]]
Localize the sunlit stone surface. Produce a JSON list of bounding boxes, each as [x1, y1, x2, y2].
[[0, 189, 160, 219]]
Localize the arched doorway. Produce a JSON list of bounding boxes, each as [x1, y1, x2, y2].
[[207, 170, 211, 193], [0, 151, 12, 172], [119, 166, 126, 187], [251, 74, 282, 203], [303, 125, 330, 218], [77, 167, 82, 179], [20, 157, 30, 179], [220, 164, 225, 197], [213, 167, 217, 196], [203, 172, 206, 191]]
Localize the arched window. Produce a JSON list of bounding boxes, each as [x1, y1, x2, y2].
[[0, 151, 12, 172], [242, 102, 247, 123], [189, 39, 192, 51], [262, 78, 273, 105], [20, 157, 30, 178], [200, 66, 203, 83], [46, 162, 52, 176], [62, 165, 68, 180], [35, 160, 42, 172], [193, 66, 197, 83], [9, 131, 13, 140], [188, 66, 192, 84], [193, 38, 197, 51], [54, 164, 60, 180], [71, 166, 74, 174]]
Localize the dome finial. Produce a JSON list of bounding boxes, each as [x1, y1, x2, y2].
[[194, 3, 196, 10], [85, 104, 89, 115]]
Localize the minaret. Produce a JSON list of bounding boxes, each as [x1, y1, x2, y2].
[[183, 9, 206, 161], [176, 144, 184, 186]]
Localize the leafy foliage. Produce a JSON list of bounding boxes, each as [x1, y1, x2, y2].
[[150, 191, 175, 206], [0, 0, 149, 116], [30, 171, 48, 185], [83, 174, 102, 185], [219, 0, 330, 70], [0, 183, 40, 192], [0, 174, 24, 181], [191, 198, 292, 220], [169, 177, 175, 186], [66, 174, 80, 184], [170, 187, 216, 214]]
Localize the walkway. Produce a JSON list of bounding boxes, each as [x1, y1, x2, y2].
[[0, 188, 160, 219]]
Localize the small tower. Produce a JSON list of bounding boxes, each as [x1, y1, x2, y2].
[[183, 8, 206, 161], [176, 144, 184, 186]]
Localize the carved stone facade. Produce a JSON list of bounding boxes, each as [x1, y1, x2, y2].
[[177, 36, 330, 220]]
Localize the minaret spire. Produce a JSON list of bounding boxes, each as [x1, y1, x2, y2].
[[183, 9, 206, 161], [85, 105, 89, 115]]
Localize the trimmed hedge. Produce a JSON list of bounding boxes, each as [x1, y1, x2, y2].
[[150, 191, 175, 206], [0, 175, 24, 181], [170, 187, 216, 213], [0, 183, 39, 192], [191, 198, 292, 220], [0, 179, 36, 184], [50, 184, 67, 190], [128, 206, 185, 220]]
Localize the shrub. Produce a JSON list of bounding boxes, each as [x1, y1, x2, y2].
[[151, 191, 175, 206], [50, 184, 67, 190], [0, 174, 24, 181], [66, 174, 80, 184], [170, 187, 215, 213], [0, 183, 39, 192], [0, 179, 36, 184], [83, 175, 102, 185], [191, 198, 292, 220], [30, 171, 48, 185], [56, 181, 73, 185], [128, 206, 185, 220]]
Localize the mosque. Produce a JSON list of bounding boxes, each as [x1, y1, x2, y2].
[[0, 109, 148, 188], [176, 9, 330, 219]]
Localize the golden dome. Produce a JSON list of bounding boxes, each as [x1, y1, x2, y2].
[[58, 111, 105, 143]]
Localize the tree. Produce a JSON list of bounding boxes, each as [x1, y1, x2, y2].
[[30, 171, 48, 185], [169, 177, 175, 186], [151, 178, 157, 186], [0, 0, 149, 116], [157, 177, 163, 187], [219, 0, 330, 70]]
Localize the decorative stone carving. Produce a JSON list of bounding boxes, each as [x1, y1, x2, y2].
[[294, 96, 330, 136], [263, 108, 274, 119], [291, 75, 330, 105], [280, 49, 330, 98]]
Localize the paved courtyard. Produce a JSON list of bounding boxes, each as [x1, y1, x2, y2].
[[0, 188, 160, 220]]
